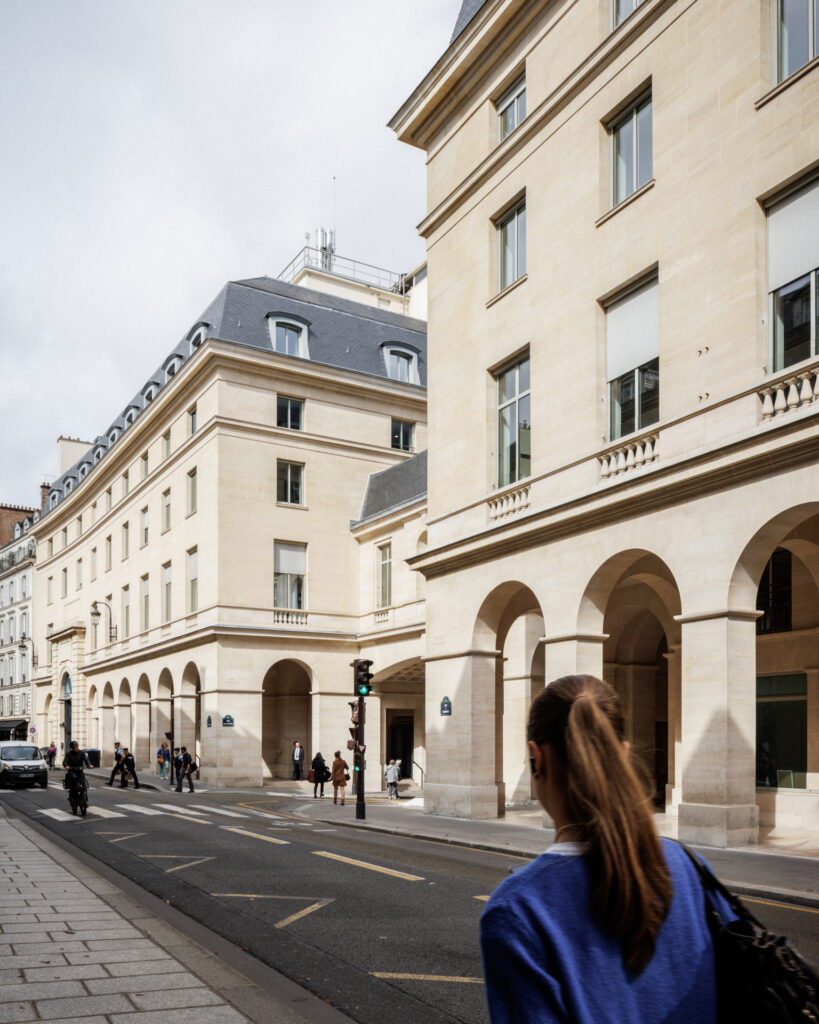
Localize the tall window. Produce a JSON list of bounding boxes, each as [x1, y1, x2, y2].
[[122, 521, 130, 559], [47, 576, 53, 604], [498, 77, 526, 141], [141, 575, 149, 631], [188, 405, 197, 436], [163, 429, 171, 459], [162, 489, 171, 532], [757, 673, 807, 788], [162, 562, 172, 623], [277, 396, 303, 430], [141, 507, 149, 546], [377, 543, 392, 608], [274, 542, 306, 609], [105, 535, 112, 571], [498, 201, 526, 291], [385, 346, 419, 383], [187, 548, 198, 613], [122, 470, 130, 498], [778, 0, 818, 81], [76, 559, 82, 591], [610, 95, 652, 206], [122, 586, 130, 639], [91, 547, 97, 580], [62, 527, 68, 549], [48, 538, 53, 559], [391, 419, 414, 452], [767, 180, 819, 370], [275, 323, 302, 356], [496, 354, 531, 487], [76, 515, 82, 538], [606, 279, 660, 440], [277, 461, 303, 505], [105, 487, 112, 511], [61, 568, 68, 598], [141, 452, 149, 479], [187, 468, 198, 514], [756, 548, 792, 634]]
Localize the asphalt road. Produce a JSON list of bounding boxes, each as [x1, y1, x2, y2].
[[2, 777, 818, 1024]]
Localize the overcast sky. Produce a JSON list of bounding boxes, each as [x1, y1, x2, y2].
[[0, 0, 461, 503]]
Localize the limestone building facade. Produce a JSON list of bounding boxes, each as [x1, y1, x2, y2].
[[390, 0, 819, 845], [30, 273, 427, 786], [0, 508, 38, 739]]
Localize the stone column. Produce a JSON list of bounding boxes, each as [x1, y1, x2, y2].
[[542, 633, 607, 682], [423, 649, 502, 818], [151, 696, 172, 770], [676, 610, 760, 847], [806, 667, 819, 790], [175, 694, 197, 752], [664, 645, 682, 810], [132, 700, 150, 769]]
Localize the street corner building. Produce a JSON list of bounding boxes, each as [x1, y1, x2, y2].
[[387, 0, 819, 846], [30, 264, 430, 790]]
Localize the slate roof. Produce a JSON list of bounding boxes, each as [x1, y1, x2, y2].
[[356, 450, 428, 524], [43, 278, 427, 519], [451, 0, 492, 42]]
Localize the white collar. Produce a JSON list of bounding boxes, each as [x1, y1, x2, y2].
[[548, 841, 588, 856]]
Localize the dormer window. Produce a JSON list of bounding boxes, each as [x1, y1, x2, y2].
[[79, 465, 88, 479], [109, 429, 119, 444], [64, 479, 72, 493], [125, 411, 135, 424], [383, 344, 420, 384], [13, 525, 20, 539], [145, 387, 155, 402], [188, 321, 210, 351], [50, 493, 58, 509], [267, 315, 310, 358], [165, 357, 181, 379], [94, 448, 103, 463]]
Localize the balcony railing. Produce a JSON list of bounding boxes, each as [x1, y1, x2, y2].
[[759, 362, 819, 421], [488, 482, 531, 521], [0, 541, 36, 573], [273, 609, 308, 626], [598, 431, 659, 480], [278, 247, 403, 292]]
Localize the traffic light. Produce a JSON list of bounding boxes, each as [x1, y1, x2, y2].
[[353, 659, 374, 696]]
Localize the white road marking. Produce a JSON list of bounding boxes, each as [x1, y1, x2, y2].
[[313, 851, 424, 881], [206, 806, 248, 818], [311, 829, 337, 832], [38, 808, 76, 821], [220, 826, 289, 845], [84, 806, 127, 819], [115, 804, 165, 815], [154, 803, 210, 816]]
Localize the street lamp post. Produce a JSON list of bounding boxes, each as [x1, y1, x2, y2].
[[89, 600, 117, 644], [16, 636, 35, 742]]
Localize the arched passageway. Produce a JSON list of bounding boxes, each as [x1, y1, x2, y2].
[[134, 675, 151, 768], [101, 683, 115, 757], [373, 657, 425, 787], [116, 679, 132, 748], [87, 686, 100, 750], [261, 660, 311, 779], [178, 662, 201, 761]]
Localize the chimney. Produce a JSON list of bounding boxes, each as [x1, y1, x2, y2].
[[40, 482, 50, 511]]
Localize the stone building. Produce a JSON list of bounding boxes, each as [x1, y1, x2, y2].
[[0, 507, 38, 739], [31, 269, 427, 784], [389, 0, 819, 845]]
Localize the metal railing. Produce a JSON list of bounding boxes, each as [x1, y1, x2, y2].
[[0, 541, 36, 573], [278, 247, 404, 293]]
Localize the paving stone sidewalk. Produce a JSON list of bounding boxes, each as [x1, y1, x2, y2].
[[0, 809, 349, 1024]]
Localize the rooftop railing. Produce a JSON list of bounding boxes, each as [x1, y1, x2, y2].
[[278, 247, 404, 293]]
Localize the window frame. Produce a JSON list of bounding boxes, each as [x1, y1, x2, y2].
[[277, 395, 304, 431], [776, 0, 818, 82], [162, 489, 171, 533], [162, 562, 172, 623], [608, 357, 660, 441], [187, 468, 198, 515], [273, 541, 307, 610], [770, 269, 818, 372], [391, 419, 414, 452], [276, 460, 304, 506], [187, 547, 198, 614], [497, 200, 527, 292], [141, 574, 150, 632], [377, 542, 392, 609], [609, 92, 653, 208], [495, 352, 532, 489], [383, 345, 421, 385], [497, 76, 526, 142], [268, 316, 310, 359]]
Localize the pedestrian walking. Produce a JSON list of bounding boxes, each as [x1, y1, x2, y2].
[[176, 746, 194, 793], [384, 759, 401, 800], [480, 675, 735, 1024], [330, 750, 348, 805], [292, 741, 305, 780], [172, 747, 182, 785], [119, 748, 140, 789], [311, 752, 328, 798], [47, 742, 56, 769], [105, 741, 124, 786], [157, 741, 170, 779]]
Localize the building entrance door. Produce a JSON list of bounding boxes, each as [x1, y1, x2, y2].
[[387, 712, 414, 781]]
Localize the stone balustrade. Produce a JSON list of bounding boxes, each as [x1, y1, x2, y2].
[[374, 608, 391, 625], [273, 609, 308, 625], [598, 432, 659, 479], [487, 483, 531, 521], [759, 364, 819, 421]]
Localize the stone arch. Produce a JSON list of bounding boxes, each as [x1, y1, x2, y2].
[[152, 668, 174, 764], [261, 660, 312, 779], [87, 685, 100, 750], [472, 581, 544, 652], [40, 692, 53, 749], [101, 682, 115, 755], [178, 662, 201, 760], [116, 678, 132, 748], [578, 549, 682, 636], [729, 503, 819, 608], [415, 530, 428, 600], [373, 656, 425, 786]]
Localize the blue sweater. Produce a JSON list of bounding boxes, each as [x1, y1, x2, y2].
[[480, 838, 726, 1024]]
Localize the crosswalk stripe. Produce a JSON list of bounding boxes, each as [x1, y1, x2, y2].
[[204, 806, 248, 818], [38, 808, 76, 821], [85, 806, 127, 819], [153, 803, 209, 816], [115, 804, 165, 816]]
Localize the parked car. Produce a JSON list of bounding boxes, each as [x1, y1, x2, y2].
[[0, 741, 48, 788]]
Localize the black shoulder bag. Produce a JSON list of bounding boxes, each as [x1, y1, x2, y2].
[[680, 843, 819, 1023]]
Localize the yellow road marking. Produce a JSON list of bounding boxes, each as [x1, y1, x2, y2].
[[474, 895, 490, 902], [313, 851, 423, 881], [742, 895, 819, 916], [166, 812, 212, 826], [220, 826, 289, 845], [275, 898, 335, 929], [165, 857, 215, 874], [94, 832, 147, 843], [211, 893, 314, 900], [372, 972, 483, 984]]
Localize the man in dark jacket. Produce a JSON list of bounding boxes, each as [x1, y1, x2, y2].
[[176, 747, 194, 793], [106, 742, 123, 786], [292, 741, 305, 780], [119, 748, 140, 789]]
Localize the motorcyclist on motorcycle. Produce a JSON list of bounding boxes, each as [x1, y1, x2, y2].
[[62, 741, 90, 806]]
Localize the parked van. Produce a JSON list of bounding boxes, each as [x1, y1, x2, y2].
[[0, 741, 48, 788]]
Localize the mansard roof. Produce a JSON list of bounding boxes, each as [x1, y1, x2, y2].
[[357, 450, 428, 524], [451, 0, 491, 42]]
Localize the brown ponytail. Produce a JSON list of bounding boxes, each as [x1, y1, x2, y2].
[[527, 675, 672, 972]]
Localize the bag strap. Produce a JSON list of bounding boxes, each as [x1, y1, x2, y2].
[[676, 841, 765, 930]]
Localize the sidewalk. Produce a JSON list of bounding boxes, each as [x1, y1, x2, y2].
[[0, 805, 352, 1024]]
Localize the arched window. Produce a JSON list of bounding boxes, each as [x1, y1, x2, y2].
[[383, 344, 420, 384], [109, 429, 119, 444], [266, 315, 310, 358], [187, 321, 210, 352], [50, 492, 58, 509], [165, 357, 181, 379]]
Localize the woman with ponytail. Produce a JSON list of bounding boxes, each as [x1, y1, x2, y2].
[[480, 674, 731, 1023]]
